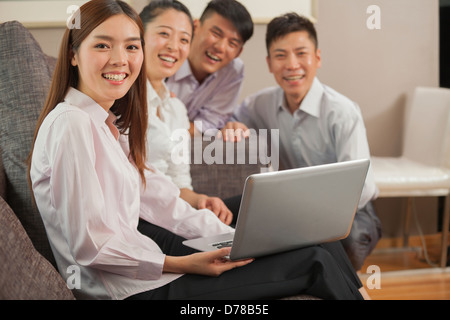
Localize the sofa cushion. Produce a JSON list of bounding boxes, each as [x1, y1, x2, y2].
[[0, 196, 75, 300], [190, 138, 270, 199], [0, 21, 56, 264]]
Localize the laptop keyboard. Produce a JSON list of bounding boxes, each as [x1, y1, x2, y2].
[[211, 240, 233, 249]]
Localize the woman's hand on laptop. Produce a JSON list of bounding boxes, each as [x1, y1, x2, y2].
[[163, 248, 254, 277]]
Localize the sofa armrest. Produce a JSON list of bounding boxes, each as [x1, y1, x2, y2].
[[0, 20, 56, 265], [0, 196, 75, 300]]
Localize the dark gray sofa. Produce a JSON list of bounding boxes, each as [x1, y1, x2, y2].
[[0, 20, 75, 299]]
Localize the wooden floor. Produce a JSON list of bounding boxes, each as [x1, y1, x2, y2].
[[357, 234, 450, 300]]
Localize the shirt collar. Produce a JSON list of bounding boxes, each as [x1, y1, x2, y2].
[[299, 77, 323, 117], [65, 87, 109, 124], [277, 77, 323, 118], [173, 59, 194, 82], [147, 79, 171, 112], [277, 88, 290, 113], [172, 59, 217, 84], [147, 80, 170, 100]]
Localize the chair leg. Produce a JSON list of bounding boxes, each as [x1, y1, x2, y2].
[[403, 197, 413, 247], [440, 195, 450, 268]]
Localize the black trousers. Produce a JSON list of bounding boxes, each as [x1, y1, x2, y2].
[[341, 201, 382, 271], [129, 217, 363, 300]]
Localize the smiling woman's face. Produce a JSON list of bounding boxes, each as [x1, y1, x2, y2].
[[143, 8, 192, 83], [71, 14, 144, 111]]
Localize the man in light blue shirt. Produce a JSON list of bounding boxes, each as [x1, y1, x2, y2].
[[166, 0, 253, 134], [225, 13, 381, 271]]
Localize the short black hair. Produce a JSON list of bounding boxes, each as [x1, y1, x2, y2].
[[200, 0, 254, 44], [140, 0, 193, 33], [266, 12, 318, 54]]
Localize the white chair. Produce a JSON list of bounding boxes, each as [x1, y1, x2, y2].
[[371, 86, 450, 268]]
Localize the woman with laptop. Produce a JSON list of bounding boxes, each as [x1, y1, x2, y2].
[[139, 0, 234, 226], [28, 0, 366, 300]]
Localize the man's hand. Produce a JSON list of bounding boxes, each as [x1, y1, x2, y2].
[[219, 121, 250, 142]]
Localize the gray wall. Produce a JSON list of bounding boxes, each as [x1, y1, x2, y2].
[[315, 0, 440, 237], [315, 0, 439, 157], [241, 0, 439, 157]]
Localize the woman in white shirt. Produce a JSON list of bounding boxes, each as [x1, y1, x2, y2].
[[29, 0, 365, 300], [140, 1, 233, 225]]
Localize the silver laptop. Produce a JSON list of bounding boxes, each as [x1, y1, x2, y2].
[[183, 159, 370, 260]]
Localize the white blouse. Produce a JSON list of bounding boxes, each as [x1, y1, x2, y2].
[[30, 88, 233, 300], [146, 81, 192, 190]]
